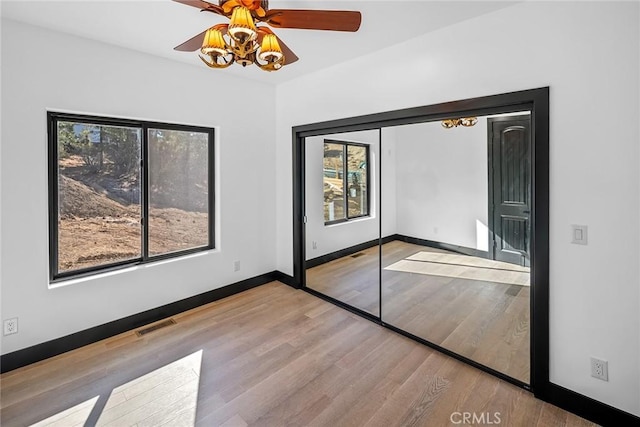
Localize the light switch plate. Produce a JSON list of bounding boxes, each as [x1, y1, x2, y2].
[[571, 225, 588, 245]]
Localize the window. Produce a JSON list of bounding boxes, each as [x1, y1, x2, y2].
[[48, 112, 214, 281], [323, 140, 369, 224]]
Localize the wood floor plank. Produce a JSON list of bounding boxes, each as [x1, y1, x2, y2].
[[0, 282, 594, 427]]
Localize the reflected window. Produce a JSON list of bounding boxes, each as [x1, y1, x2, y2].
[[323, 140, 369, 224]]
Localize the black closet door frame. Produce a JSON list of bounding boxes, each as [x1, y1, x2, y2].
[[292, 87, 549, 397]]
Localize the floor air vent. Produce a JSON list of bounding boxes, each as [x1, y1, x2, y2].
[[351, 252, 366, 258], [136, 319, 176, 337]]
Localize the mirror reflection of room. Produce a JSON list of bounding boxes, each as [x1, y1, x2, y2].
[[303, 113, 532, 384], [381, 112, 531, 383], [305, 129, 381, 316]]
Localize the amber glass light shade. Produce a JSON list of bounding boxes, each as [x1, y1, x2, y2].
[[461, 117, 478, 127], [258, 34, 284, 61], [441, 119, 456, 129], [228, 6, 257, 42], [201, 27, 228, 56]]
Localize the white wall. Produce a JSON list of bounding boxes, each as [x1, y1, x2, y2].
[[275, 1, 640, 416], [392, 119, 488, 251], [304, 130, 382, 259], [0, 19, 277, 355]]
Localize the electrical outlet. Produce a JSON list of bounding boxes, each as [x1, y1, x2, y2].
[[312, 241, 318, 250], [4, 318, 18, 335], [234, 260, 241, 272], [591, 357, 608, 381], [572, 224, 588, 245]]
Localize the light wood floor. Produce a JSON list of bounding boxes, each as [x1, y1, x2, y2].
[[0, 282, 592, 427], [307, 241, 530, 383]]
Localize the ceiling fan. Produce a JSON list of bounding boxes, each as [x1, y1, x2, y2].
[[173, 0, 362, 72]]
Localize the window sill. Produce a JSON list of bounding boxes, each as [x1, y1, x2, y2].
[[324, 215, 373, 228], [49, 249, 217, 289]]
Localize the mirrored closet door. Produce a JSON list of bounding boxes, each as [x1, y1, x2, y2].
[[296, 88, 549, 390], [304, 129, 381, 317], [380, 112, 532, 383]]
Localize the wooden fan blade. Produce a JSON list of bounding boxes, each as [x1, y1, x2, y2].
[[264, 10, 361, 32], [258, 27, 299, 65], [172, 0, 225, 15], [174, 30, 207, 52], [174, 24, 228, 52]]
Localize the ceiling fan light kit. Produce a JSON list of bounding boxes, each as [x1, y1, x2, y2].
[[174, 0, 362, 72]]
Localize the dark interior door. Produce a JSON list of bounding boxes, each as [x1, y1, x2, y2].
[[489, 116, 531, 266]]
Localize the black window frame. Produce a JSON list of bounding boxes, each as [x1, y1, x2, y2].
[[323, 139, 370, 225], [48, 111, 215, 282]]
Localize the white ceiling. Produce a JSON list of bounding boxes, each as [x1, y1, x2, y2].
[[1, 0, 519, 84]]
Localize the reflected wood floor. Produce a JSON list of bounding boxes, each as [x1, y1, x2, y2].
[[0, 282, 592, 426], [307, 241, 530, 383]]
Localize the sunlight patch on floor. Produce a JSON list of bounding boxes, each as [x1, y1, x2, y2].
[[97, 349, 203, 426], [30, 396, 99, 427], [29, 350, 203, 427], [385, 252, 530, 286]]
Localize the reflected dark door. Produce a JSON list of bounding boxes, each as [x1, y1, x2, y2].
[[489, 117, 531, 267]]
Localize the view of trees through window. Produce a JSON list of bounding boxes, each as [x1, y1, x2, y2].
[[323, 141, 369, 223], [148, 129, 209, 255], [56, 121, 142, 273], [52, 115, 212, 278]]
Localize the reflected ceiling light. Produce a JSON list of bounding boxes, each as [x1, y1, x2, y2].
[[441, 117, 478, 129]]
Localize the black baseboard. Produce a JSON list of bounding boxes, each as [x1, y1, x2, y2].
[[272, 270, 297, 288], [395, 234, 489, 259], [540, 383, 640, 426], [0, 271, 285, 373], [303, 234, 488, 271], [305, 235, 397, 269], [305, 234, 486, 271]]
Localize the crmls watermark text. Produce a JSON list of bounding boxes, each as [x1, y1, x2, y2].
[[450, 412, 502, 425]]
